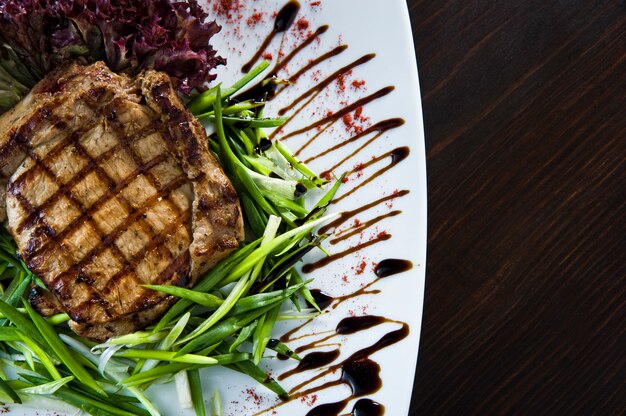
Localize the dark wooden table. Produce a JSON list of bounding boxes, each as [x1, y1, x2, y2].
[[407, 1, 625, 414]]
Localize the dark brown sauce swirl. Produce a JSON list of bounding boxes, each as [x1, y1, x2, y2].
[[304, 359, 382, 416], [277, 54, 376, 118], [333, 147, 410, 204], [351, 399, 385, 416], [319, 190, 410, 235], [310, 289, 335, 310], [278, 349, 340, 380], [315, 118, 405, 178], [337, 315, 388, 335], [261, 321, 409, 416], [292, 316, 390, 354], [239, 25, 331, 102], [286, 86, 395, 151], [265, 257, 412, 415], [375, 259, 414, 278], [330, 210, 401, 245], [302, 233, 391, 273], [293, 259, 413, 321], [281, 44, 348, 91], [241, 0, 301, 73]]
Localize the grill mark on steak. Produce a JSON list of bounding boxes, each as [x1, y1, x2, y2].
[[0, 82, 105, 165], [12, 187, 57, 256], [5, 84, 123, 201], [116, 251, 191, 315], [7, 91, 161, 227], [19, 152, 171, 260], [150, 84, 203, 165], [8, 144, 60, 248], [13, 141, 124, 318], [34, 65, 86, 95], [155, 250, 191, 286], [0, 114, 48, 158], [70, 214, 191, 322], [14, 134, 108, 233], [103, 97, 184, 220], [69, 295, 112, 323], [9, 103, 174, 258], [29, 286, 64, 317], [99, 208, 191, 297], [42, 177, 189, 294], [15, 145, 163, 234], [66, 134, 166, 259]]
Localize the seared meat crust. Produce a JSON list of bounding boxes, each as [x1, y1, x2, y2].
[[0, 62, 243, 340]]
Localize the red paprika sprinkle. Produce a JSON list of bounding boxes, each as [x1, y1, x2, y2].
[[246, 12, 264, 26], [351, 79, 366, 90]]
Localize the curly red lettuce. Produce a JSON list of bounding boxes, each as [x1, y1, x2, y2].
[[0, 0, 225, 113]]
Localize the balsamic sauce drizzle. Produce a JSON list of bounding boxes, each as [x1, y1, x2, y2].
[[300, 189, 411, 273], [239, 25, 332, 103], [280, 44, 348, 92], [268, 54, 378, 145], [279, 260, 413, 356], [258, 259, 413, 415], [315, 118, 405, 178], [276, 54, 376, 118], [303, 259, 414, 315], [374, 259, 414, 278], [299, 323, 409, 391], [318, 190, 410, 236], [278, 349, 340, 380], [333, 147, 410, 204], [302, 233, 391, 273], [294, 316, 393, 355], [350, 399, 385, 416], [284, 86, 395, 152], [241, 0, 301, 73], [257, 319, 410, 416], [272, 25, 329, 79], [330, 210, 401, 245], [238, 2, 417, 414]]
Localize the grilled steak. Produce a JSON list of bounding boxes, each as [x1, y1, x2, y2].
[[0, 62, 244, 341]]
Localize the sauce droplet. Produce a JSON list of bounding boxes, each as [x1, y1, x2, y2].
[[352, 399, 385, 416], [274, 0, 301, 32], [374, 259, 413, 278], [309, 289, 335, 310], [279, 350, 340, 380], [342, 358, 381, 396], [305, 401, 346, 416], [242, 1, 302, 73], [336, 315, 387, 335]]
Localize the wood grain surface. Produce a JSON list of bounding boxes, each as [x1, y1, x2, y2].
[[407, 1, 625, 414]]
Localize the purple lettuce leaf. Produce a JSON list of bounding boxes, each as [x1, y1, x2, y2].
[[0, 0, 225, 99]]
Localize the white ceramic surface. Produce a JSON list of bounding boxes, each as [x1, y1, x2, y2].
[[11, 0, 426, 415]]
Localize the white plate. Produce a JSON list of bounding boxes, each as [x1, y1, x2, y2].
[[13, 0, 426, 415]]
